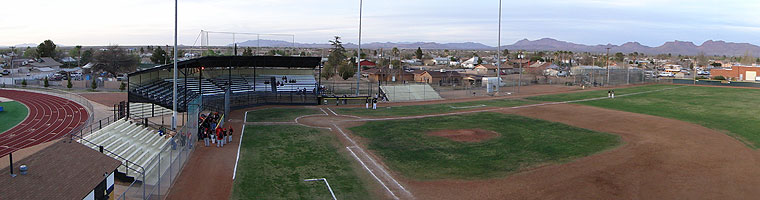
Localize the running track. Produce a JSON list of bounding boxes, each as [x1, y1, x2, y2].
[[0, 89, 88, 157]]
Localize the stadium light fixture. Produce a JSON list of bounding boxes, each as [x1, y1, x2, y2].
[[356, 0, 363, 96], [496, 0, 502, 94], [172, 0, 178, 130], [304, 178, 337, 200]]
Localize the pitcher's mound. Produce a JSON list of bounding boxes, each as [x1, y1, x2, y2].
[[427, 129, 499, 142]]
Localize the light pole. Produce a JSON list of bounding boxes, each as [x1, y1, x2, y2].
[[517, 52, 524, 93], [496, 0, 502, 94], [356, 0, 363, 96], [172, 0, 178, 130], [605, 47, 610, 86], [304, 178, 337, 200]]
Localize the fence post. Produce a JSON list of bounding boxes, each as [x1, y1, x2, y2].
[[158, 153, 161, 195]]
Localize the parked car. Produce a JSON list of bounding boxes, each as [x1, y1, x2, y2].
[[556, 71, 569, 77], [657, 72, 675, 77], [1, 70, 10, 75]]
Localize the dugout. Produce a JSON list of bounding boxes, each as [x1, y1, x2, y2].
[[127, 56, 323, 117]]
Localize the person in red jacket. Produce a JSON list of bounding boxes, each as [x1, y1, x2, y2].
[[216, 127, 224, 147]]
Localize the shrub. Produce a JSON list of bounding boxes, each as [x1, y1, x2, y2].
[[713, 75, 726, 80], [119, 82, 126, 91], [21, 79, 27, 87], [43, 77, 49, 87], [91, 78, 97, 90]]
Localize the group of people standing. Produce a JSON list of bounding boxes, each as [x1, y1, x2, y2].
[[365, 95, 379, 110], [198, 112, 234, 148]]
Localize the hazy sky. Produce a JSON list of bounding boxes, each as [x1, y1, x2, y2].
[[2, 0, 760, 47]]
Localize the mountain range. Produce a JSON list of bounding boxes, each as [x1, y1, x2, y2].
[[234, 38, 760, 56]]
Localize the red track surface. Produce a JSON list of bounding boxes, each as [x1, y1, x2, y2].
[[0, 89, 88, 157]]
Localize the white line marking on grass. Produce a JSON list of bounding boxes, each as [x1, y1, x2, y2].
[[233, 124, 246, 180], [346, 146, 399, 200], [332, 124, 413, 199]]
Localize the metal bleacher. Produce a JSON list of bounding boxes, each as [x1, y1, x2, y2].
[[248, 75, 317, 93], [82, 119, 171, 184]]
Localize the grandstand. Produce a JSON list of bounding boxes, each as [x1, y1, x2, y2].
[[127, 56, 322, 113], [381, 84, 443, 102], [81, 118, 172, 184]]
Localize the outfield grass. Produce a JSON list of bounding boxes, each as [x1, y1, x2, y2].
[[231, 125, 371, 200], [529, 84, 760, 148], [0, 101, 28, 134], [336, 99, 533, 117], [245, 108, 321, 122], [349, 112, 621, 180]]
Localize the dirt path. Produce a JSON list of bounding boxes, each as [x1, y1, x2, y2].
[[165, 110, 244, 200]]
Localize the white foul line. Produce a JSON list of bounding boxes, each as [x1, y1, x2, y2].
[[332, 124, 413, 198], [233, 123, 246, 180], [346, 146, 399, 200]]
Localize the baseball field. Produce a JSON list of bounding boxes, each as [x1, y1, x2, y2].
[[232, 84, 760, 199]]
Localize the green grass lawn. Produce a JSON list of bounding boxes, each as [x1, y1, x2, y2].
[[529, 84, 760, 148], [0, 101, 28, 134], [245, 108, 321, 122], [349, 112, 621, 180], [337, 99, 533, 117], [231, 125, 372, 200]]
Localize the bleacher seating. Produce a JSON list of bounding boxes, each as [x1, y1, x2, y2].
[[129, 103, 173, 119], [247, 75, 317, 93], [82, 119, 173, 184], [131, 74, 318, 111]]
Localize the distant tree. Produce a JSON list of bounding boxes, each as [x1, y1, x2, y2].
[[338, 61, 356, 80], [91, 78, 97, 90], [242, 47, 253, 56], [372, 50, 378, 56], [502, 49, 509, 58], [324, 36, 347, 80], [93, 46, 139, 76], [66, 74, 73, 88], [80, 49, 94, 64], [391, 47, 400, 58], [713, 75, 726, 80], [415, 47, 423, 59], [139, 47, 145, 54], [21, 79, 27, 87], [23, 47, 38, 58], [614, 52, 625, 62], [696, 52, 708, 67], [119, 82, 126, 91], [36, 40, 57, 58], [740, 51, 754, 65], [711, 62, 722, 67], [391, 60, 401, 68], [177, 49, 186, 58], [43, 77, 49, 87], [69, 46, 82, 59], [150, 47, 168, 64]]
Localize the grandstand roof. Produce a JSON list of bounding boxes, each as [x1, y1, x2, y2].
[[129, 56, 322, 76], [0, 140, 120, 200]]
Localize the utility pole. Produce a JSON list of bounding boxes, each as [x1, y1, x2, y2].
[[356, 0, 363, 96], [496, 0, 502, 94], [606, 48, 610, 86], [172, 0, 178, 130], [9, 47, 15, 69]]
